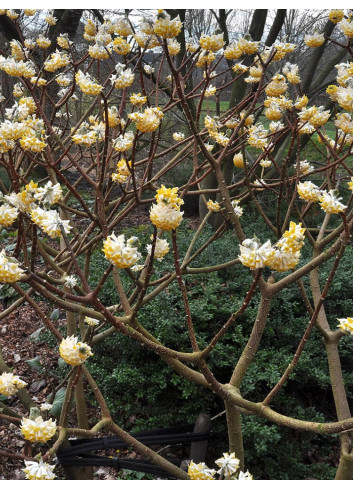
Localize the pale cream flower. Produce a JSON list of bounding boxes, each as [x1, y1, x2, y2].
[[337, 317, 353, 334], [22, 459, 56, 480], [59, 336, 93, 366], [0, 249, 25, 283], [215, 452, 240, 477], [0, 204, 18, 226], [21, 416, 56, 443], [146, 237, 170, 261], [188, 461, 216, 480], [206, 200, 221, 212], [0, 372, 27, 396], [103, 234, 141, 269], [84, 316, 100, 327], [319, 190, 347, 214]]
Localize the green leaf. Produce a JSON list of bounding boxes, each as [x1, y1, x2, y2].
[[25, 356, 43, 372], [58, 357, 67, 368], [50, 387, 67, 418], [29, 327, 44, 342], [50, 309, 60, 321]]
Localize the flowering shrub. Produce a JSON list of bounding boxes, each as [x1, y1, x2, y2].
[[1, 7, 353, 481]]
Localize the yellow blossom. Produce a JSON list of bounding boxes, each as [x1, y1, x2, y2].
[[319, 190, 347, 214], [206, 200, 221, 212], [0, 249, 24, 283], [112, 37, 131, 55], [146, 237, 170, 261], [265, 75, 288, 97], [36, 35, 51, 49], [199, 33, 224, 52], [339, 18, 353, 38], [59, 336, 93, 365], [0, 372, 27, 396], [329, 10, 344, 23], [103, 233, 142, 269], [130, 93, 147, 106], [188, 461, 216, 480], [153, 12, 182, 38], [233, 152, 245, 168], [0, 204, 18, 226], [297, 181, 321, 202], [76, 70, 102, 96], [337, 317, 353, 334], [305, 33, 325, 47], [129, 107, 163, 133], [21, 416, 56, 443], [22, 459, 56, 480]]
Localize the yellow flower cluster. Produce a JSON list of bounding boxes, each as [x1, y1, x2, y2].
[[188, 461, 216, 480], [30, 207, 72, 238], [233, 152, 245, 168], [297, 181, 321, 202], [173, 132, 185, 141], [75, 70, 102, 96], [150, 186, 184, 230], [319, 190, 347, 214], [0, 204, 18, 226], [36, 34, 51, 49], [153, 11, 182, 38], [0, 372, 27, 396], [112, 67, 134, 89], [329, 10, 344, 24], [57, 34, 70, 50], [196, 52, 216, 68], [89, 43, 111, 60], [167, 39, 181, 56], [0, 56, 36, 78], [128, 107, 163, 133], [112, 37, 131, 55], [335, 113, 353, 134], [84, 19, 97, 40], [21, 416, 56, 443], [72, 120, 105, 147], [298, 106, 330, 134], [282, 63, 301, 84], [22, 459, 56, 480], [59, 336, 93, 365], [10, 40, 25, 62], [337, 317, 353, 334], [206, 200, 221, 212], [114, 17, 133, 37], [199, 33, 224, 52], [269, 42, 296, 61], [248, 124, 268, 149], [130, 93, 147, 106], [304, 33, 325, 47], [45, 13, 57, 26], [146, 236, 170, 261], [224, 37, 259, 60], [106, 106, 120, 128], [294, 95, 309, 110], [239, 222, 305, 272], [0, 249, 25, 283], [103, 233, 142, 269], [20, 136, 47, 152], [111, 158, 131, 183], [265, 103, 282, 121], [113, 131, 134, 152], [339, 18, 353, 38], [205, 85, 217, 98], [265, 75, 288, 97]]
